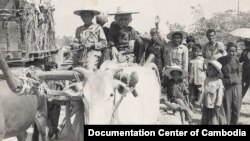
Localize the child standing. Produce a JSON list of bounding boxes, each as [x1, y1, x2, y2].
[[163, 66, 193, 124], [189, 44, 206, 105], [218, 42, 242, 125], [201, 60, 227, 125]]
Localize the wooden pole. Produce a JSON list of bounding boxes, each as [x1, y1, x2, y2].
[[38, 71, 84, 80]]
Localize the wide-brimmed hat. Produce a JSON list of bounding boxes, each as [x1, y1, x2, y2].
[[74, 5, 100, 16], [108, 7, 139, 15], [163, 66, 188, 79], [167, 30, 187, 40], [207, 60, 223, 78]]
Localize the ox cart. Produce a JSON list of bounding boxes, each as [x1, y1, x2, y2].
[[0, 0, 61, 141], [0, 0, 58, 67]]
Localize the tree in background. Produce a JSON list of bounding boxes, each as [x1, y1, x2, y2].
[[166, 21, 186, 32], [189, 4, 250, 48]]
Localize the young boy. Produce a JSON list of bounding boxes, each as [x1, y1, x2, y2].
[[218, 42, 242, 125], [201, 60, 227, 125], [163, 66, 194, 124], [186, 36, 196, 60], [112, 28, 135, 65], [145, 28, 164, 77], [189, 44, 206, 105], [145, 15, 168, 81], [72, 7, 107, 70]]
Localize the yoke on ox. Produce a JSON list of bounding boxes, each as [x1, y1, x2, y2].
[[43, 61, 160, 141], [39, 61, 161, 141], [41, 61, 161, 125]]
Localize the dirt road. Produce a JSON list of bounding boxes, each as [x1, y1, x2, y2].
[[3, 92, 250, 141]]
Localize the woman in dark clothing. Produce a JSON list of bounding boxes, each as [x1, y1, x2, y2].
[[218, 42, 242, 125], [239, 39, 250, 99]]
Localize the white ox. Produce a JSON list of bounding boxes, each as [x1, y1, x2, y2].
[[62, 62, 161, 124]]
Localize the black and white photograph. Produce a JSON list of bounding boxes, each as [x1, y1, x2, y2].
[[0, 0, 250, 140]]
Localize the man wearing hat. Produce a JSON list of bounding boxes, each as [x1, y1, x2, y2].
[[163, 30, 189, 71], [72, 6, 107, 70], [103, 7, 145, 64]]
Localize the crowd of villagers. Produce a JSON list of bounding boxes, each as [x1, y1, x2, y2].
[[44, 6, 250, 132]]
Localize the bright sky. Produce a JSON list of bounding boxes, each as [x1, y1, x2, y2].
[[52, 0, 250, 37]]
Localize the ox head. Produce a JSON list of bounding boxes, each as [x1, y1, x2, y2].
[[64, 67, 130, 124]]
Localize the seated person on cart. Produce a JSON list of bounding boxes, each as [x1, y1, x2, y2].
[[71, 7, 107, 70], [112, 28, 136, 65]]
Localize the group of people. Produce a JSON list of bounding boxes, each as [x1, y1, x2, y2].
[[55, 6, 250, 126]]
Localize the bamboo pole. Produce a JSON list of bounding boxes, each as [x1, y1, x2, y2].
[[37, 71, 84, 80]]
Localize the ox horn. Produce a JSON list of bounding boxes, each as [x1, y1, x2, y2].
[[0, 52, 22, 93], [113, 80, 129, 94]]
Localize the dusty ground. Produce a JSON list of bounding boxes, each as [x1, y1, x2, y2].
[[160, 91, 250, 125], [3, 91, 250, 141]]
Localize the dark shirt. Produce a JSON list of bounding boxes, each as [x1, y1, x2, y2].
[[145, 40, 164, 73], [166, 79, 189, 102], [239, 49, 250, 82], [218, 56, 241, 85], [107, 21, 138, 47], [103, 27, 109, 39]]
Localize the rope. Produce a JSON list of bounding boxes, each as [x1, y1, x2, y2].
[[73, 71, 81, 82], [13, 67, 52, 96], [110, 93, 126, 124], [81, 48, 88, 67]]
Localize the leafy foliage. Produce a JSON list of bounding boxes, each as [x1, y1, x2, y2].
[[166, 21, 186, 32], [189, 5, 250, 47]]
